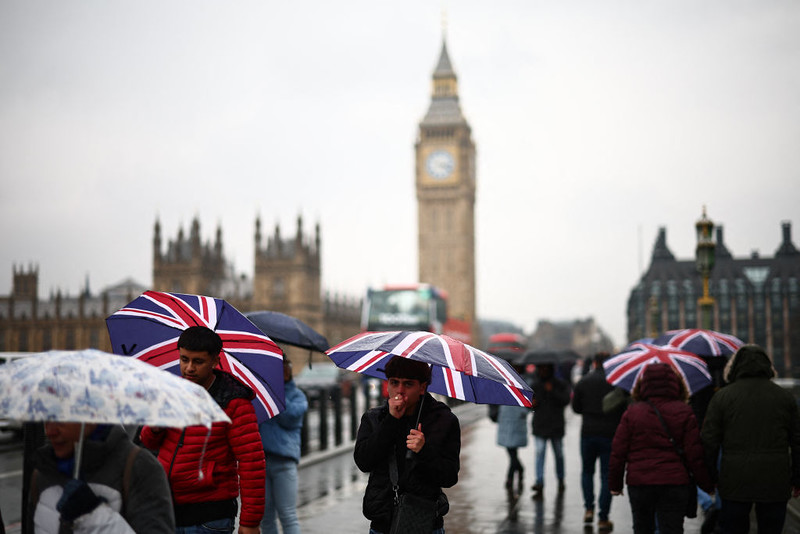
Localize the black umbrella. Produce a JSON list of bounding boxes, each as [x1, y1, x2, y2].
[[516, 349, 580, 366], [245, 310, 330, 353]]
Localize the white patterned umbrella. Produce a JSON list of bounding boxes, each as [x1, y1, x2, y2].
[[0, 349, 230, 427]]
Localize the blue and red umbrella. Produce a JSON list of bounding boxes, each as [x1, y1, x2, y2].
[[603, 342, 712, 395], [652, 328, 743, 358], [106, 291, 285, 422], [326, 330, 534, 407]]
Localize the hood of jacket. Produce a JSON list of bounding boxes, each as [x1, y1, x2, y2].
[[209, 369, 255, 409], [723, 344, 776, 383], [633, 363, 687, 402]]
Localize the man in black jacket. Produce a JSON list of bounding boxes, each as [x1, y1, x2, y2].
[[572, 352, 623, 531], [529, 362, 571, 500], [354, 356, 461, 534]]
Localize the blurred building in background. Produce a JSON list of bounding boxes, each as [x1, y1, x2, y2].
[[627, 221, 800, 377], [0, 216, 361, 361], [527, 317, 615, 357]]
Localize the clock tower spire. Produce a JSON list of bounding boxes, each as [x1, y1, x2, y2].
[[415, 37, 476, 334]]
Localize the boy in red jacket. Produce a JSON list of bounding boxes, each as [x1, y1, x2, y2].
[[141, 326, 266, 534]]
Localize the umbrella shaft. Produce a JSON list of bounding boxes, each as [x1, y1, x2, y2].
[[73, 422, 86, 479]]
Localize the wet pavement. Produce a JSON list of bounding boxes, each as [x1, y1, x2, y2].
[[296, 403, 800, 533], [3, 404, 800, 532]]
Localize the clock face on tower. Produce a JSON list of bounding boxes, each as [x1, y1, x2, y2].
[[426, 150, 455, 180]]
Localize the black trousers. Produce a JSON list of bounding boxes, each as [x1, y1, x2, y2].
[[719, 499, 787, 534], [628, 484, 691, 534]]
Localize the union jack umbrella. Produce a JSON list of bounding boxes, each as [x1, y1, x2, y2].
[[326, 331, 534, 407], [652, 329, 743, 358], [603, 342, 712, 395], [106, 291, 284, 422]]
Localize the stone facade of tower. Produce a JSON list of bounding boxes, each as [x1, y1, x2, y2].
[[415, 39, 477, 329], [253, 215, 323, 334], [152, 218, 229, 298]]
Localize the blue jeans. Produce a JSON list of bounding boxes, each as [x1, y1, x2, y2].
[[261, 455, 300, 534], [580, 435, 612, 519], [175, 517, 234, 534], [534, 436, 564, 486]]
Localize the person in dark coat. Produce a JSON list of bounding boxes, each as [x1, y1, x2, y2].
[[701, 344, 800, 534], [572, 351, 623, 531], [354, 356, 461, 534], [529, 362, 571, 500], [609, 363, 713, 534]]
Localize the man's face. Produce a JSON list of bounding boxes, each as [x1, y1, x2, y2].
[[179, 347, 219, 389], [44, 422, 95, 459], [387, 376, 426, 416]]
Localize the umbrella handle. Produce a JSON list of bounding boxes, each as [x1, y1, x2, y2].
[[405, 395, 425, 460], [73, 422, 86, 479]]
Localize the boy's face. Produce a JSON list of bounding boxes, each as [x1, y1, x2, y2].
[[387, 376, 426, 416], [179, 347, 219, 389]]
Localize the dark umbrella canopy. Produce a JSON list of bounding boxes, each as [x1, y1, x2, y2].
[[245, 310, 330, 353], [489, 348, 525, 363], [516, 349, 579, 366]]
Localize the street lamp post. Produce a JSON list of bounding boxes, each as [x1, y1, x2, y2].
[[695, 207, 716, 329]]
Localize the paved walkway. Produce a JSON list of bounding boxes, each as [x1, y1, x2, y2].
[[296, 402, 800, 533]]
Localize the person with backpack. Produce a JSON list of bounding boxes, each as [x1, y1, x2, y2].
[[27, 422, 174, 533]]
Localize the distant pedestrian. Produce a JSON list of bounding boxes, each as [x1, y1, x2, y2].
[[609, 363, 713, 534], [496, 363, 531, 494], [701, 344, 800, 534], [529, 362, 571, 500], [27, 423, 175, 533], [354, 356, 460, 534], [572, 352, 623, 531], [260, 358, 308, 534]]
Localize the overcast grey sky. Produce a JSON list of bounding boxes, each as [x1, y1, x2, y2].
[[1, 1, 798, 347]]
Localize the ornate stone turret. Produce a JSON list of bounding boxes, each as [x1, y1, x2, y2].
[[152, 218, 227, 295], [12, 263, 39, 300], [153, 218, 162, 262]]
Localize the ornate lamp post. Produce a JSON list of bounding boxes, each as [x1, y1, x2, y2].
[[695, 207, 716, 329]]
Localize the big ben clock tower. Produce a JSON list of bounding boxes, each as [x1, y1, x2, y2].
[[415, 38, 476, 332]]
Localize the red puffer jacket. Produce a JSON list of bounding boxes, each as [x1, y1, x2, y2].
[[609, 363, 713, 493], [141, 370, 266, 527]]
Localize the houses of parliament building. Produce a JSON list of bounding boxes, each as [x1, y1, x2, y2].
[[0, 215, 361, 358]]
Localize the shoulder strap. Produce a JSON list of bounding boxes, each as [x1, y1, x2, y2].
[[646, 401, 691, 474], [389, 446, 400, 504], [121, 446, 141, 515]]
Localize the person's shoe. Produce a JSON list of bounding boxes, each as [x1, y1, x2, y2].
[[598, 519, 614, 531], [505, 476, 513, 490], [531, 483, 543, 500], [701, 507, 719, 534], [557, 480, 566, 494], [583, 509, 594, 524]]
